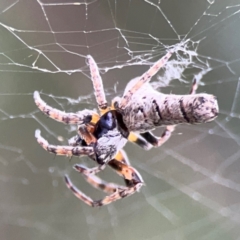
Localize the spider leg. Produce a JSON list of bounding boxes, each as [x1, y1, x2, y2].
[[189, 77, 199, 95], [68, 120, 99, 147], [73, 160, 143, 195], [70, 146, 132, 176], [77, 124, 97, 145], [73, 164, 121, 194], [72, 148, 131, 176], [87, 55, 109, 113], [66, 148, 144, 206], [116, 50, 174, 110], [65, 150, 144, 207], [74, 149, 143, 190], [109, 149, 145, 187], [35, 129, 94, 158], [139, 76, 201, 147], [74, 163, 107, 175], [34, 91, 98, 125], [73, 149, 130, 176], [65, 175, 143, 207], [73, 173, 128, 194], [140, 126, 176, 147], [128, 132, 153, 150], [114, 149, 130, 165], [108, 160, 144, 188]]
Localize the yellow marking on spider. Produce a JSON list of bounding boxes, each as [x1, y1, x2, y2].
[[89, 112, 100, 124]]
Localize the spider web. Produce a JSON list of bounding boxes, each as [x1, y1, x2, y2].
[[0, 0, 240, 239]]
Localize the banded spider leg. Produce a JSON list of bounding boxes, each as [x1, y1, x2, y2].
[[65, 149, 144, 207]]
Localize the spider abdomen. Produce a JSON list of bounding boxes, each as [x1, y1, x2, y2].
[[121, 91, 218, 132]]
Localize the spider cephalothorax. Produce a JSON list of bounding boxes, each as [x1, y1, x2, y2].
[[34, 50, 218, 207], [88, 110, 129, 164]]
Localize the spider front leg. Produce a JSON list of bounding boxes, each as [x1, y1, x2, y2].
[[87, 55, 110, 113], [34, 91, 99, 125], [35, 129, 94, 158], [140, 126, 176, 147]]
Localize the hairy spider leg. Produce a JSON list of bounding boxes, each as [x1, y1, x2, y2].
[[189, 77, 198, 95], [34, 91, 98, 125], [73, 148, 143, 190], [140, 126, 176, 147], [65, 150, 144, 207], [117, 50, 174, 110], [127, 132, 153, 150], [78, 174, 128, 194], [139, 75, 201, 147], [65, 175, 143, 207], [64, 143, 131, 182], [87, 55, 109, 112], [70, 146, 130, 177], [108, 150, 144, 187], [65, 157, 143, 207], [35, 130, 94, 158], [72, 159, 143, 195], [113, 149, 130, 165], [78, 124, 97, 145], [73, 149, 134, 178]]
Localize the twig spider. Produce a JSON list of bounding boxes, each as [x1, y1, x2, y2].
[[34, 49, 218, 206]]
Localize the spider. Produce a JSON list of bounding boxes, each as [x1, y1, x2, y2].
[[34, 49, 219, 207]]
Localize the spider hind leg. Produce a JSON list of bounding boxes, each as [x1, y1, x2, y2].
[[136, 75, 202, 148], [140, 126, 176, 147], [65, 174, 143, 207], [128, 132, 153, 150], [65, 150, 144, 206]]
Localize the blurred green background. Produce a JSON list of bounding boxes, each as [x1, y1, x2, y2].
[[0, 1, 240, 240]]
